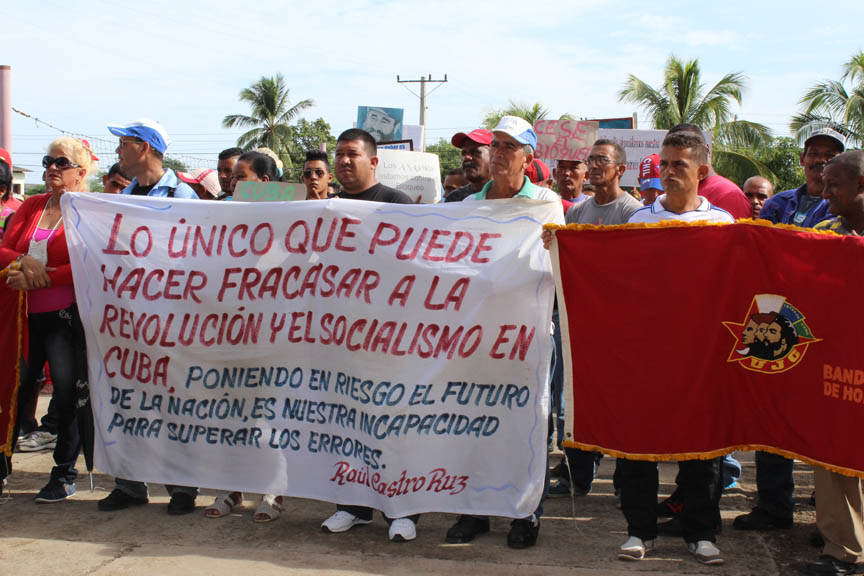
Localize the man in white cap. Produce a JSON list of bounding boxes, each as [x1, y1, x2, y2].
[[734, 127, 845, 535], [99, 118, 199, 515], [108, 118, 197, 199], [445, 116, 560, 550]]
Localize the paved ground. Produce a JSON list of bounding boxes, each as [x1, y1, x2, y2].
[[0, 400, 821, 575]]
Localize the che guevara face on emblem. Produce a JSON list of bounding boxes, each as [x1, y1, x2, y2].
[[724, 295, 819, 374]]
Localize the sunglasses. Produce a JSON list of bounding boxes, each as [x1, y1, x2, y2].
[[303, 168, 327, 179], [42, 156, 80, 170]]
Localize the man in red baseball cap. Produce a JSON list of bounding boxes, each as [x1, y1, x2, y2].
[[0, 147, 11, 168], [446, 129, 492, 202]]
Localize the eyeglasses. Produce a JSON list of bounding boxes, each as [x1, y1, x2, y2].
[[586, 155, 617, 167], [117, 137, 142, 148], [303, 169, 327, 178], [42, 156, 80, 170]]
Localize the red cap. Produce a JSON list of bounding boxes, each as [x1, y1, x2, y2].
[[526, 159, 551, 184], [451, 129, 492, 148], [640, 154, 660, 180], [0, 147, 10, 166]]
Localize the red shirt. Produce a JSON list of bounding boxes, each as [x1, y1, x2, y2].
[[0, 193, 73, 287], [699, 174, 750, 220]]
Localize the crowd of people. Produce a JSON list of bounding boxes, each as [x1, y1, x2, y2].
[[0, 114, 862, 574]]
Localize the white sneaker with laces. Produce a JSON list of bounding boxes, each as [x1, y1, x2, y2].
[[388, 518, 417, 542], [321, 511, 372, 533], [688, 540, 724, 565], [618, 536, 654, 561], [19, 431, 57, 452]]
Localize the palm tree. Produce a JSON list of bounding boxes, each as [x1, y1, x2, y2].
[[791, 50, 864, 147], [482, 101, 556, 129], [618, 55, 773, 184], [223, 74, 314, 165]]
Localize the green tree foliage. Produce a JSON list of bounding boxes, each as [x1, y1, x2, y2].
[[753, 137, 804, 192], [90, 172, 104, 193], [283, 118, 337, 180], [424, 138, 462, 179], [162, 156, 189, 174], [223, 74, 314, 168], [618, 54, 772, 181], [482, 101, 553, 129], [792, 50, 864, 147]]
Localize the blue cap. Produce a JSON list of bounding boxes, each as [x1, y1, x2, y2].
[[108, 118, 171, 154], [492, 116, 538, 150]]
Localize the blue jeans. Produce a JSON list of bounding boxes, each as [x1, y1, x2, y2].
[[549, 308, 565, 450]]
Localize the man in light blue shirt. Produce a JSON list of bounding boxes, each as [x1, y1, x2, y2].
[[108, 118, 197, 199]]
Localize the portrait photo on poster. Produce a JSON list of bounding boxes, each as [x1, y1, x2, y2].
[[357, 106, 404, 143]]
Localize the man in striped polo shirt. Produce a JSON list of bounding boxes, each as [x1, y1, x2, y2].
[[618, 131, 732, 566]]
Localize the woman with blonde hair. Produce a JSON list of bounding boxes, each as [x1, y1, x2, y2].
[[0, 137, 95, 501]]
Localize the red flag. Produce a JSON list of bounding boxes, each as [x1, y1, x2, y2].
[[552, 221, 864, 477], [0, 280, 22, 456]]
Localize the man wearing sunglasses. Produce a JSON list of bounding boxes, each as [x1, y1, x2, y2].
[[107, 118, 196, 200], [302, 149, 334, 200]]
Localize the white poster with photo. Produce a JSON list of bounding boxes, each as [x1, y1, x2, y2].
[[375, 148, 442, 204], [62, 193, 561, 518]]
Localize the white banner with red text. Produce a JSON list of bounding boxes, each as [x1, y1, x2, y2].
[[62, 193, 561, 518]]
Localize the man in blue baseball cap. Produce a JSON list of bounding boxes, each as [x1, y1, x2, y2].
[[99, 118, 198, 516], [107, 118, 197, 199]]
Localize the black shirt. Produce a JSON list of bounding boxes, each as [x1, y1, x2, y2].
[[131, 182, 156, 196], [337, 183, 413, 204], [445, 183, 480, 203]]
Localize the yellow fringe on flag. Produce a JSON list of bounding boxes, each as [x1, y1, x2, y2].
[[563, 440, 864, 480], [544, 218, 841, 236], [1, 262, 23, 458]]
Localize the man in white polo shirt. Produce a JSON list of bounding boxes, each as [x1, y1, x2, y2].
[[618, 130, 732, 566], [446, 116, 561, 550]]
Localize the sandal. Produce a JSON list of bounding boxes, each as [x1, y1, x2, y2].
[[253, 494, 283, 523], [204, 492, 242, 518]]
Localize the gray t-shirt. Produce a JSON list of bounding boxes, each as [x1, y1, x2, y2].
[[564, 191, 643, 225]]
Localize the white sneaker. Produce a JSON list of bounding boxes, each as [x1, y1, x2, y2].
[[618, 536, 654, 561], [19, 431, 57, 452], [321, 511, 372, 533], [688, 540, 724, 565], [388, 518, 417, 542]]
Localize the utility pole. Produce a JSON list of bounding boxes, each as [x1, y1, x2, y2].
[[396, 74, 447, 151]]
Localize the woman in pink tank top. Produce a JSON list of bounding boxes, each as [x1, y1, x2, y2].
[[0, 137, 96, 502]]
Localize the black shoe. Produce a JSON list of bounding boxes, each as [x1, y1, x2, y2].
[[732, 507, 792, 530], [167, 492, 196, 515], [98, 488, 148, 511], [806, 555, 864, 575], [445, 515, 490, 543], [507, 518, 539, 549]]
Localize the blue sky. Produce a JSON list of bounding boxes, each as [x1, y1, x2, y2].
[[3, 0, 862, 181]]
